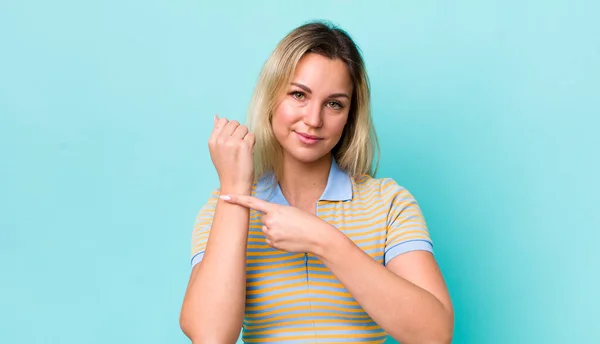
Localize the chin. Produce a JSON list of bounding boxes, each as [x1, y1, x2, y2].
[[284, 146, 331, 164]]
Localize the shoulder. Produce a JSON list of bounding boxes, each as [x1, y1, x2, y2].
[[203, 187, 222, 203], [352, 174, 415, 202]]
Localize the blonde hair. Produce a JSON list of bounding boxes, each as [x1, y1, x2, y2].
[[246, 20, 379, 181]]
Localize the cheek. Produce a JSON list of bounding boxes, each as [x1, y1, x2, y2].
[[272, 101, 298, 133], [327, 116, 349, 138], [274, 101, 298, 122]]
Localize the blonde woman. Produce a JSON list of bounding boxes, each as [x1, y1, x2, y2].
[[180, 21, 454, 344]]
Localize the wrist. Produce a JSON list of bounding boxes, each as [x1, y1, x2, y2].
[[219, 182, 253, 195], [312, 224, 347, 260]]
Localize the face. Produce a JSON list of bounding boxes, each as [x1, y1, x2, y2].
[[271, 53, 353, 165]]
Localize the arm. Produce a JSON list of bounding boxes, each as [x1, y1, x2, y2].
[[179, 185, 251, 344], [315, 231, 454, 344], [216, 181, 453, 343], [180, 116, 256, 344]]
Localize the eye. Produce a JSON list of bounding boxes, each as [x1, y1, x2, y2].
[[290, 91, 306, 100], [327, 101, 343, 110]]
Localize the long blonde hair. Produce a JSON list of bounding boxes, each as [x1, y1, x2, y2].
[[246, 20, 379, 181]]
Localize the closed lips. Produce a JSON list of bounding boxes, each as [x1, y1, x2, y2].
[[296, 132, 322, 140]]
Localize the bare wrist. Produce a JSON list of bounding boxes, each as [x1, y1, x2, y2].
[[220, 182, 253, 195], [312, 224, 347, 259]]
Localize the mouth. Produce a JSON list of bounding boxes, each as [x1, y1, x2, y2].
[[294, 131, 323, 145]]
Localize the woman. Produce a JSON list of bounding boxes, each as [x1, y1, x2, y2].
[[180, 21, 454, 344]]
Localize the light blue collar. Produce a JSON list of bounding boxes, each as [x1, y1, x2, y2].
[[255, 158, 353, 205]]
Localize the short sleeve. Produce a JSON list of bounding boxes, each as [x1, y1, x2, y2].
[[384, 179, 434, 265], [190, 188, 220, 268]]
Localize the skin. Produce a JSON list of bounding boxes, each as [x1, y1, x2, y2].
[[271, 53, 353, 211], [180, 53, 454, 344], [179, 116, 255, 344]]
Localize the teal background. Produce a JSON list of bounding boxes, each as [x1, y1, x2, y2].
[[1, 1, 598, 343]]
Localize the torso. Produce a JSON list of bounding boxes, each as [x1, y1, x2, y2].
[[242, 175, 391, 343]]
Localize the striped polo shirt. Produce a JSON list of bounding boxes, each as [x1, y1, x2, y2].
[[190, 159, 434, 343]]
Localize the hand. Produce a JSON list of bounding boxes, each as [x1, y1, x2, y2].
[[219, 194, 334, 254], [208, 115, 255, 192]]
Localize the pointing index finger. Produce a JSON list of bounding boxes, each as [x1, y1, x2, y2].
[[220, 194, 274, 213]]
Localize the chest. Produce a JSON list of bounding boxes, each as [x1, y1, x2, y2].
[[242, 202, 388, 324], [246, 202, 388, 264]]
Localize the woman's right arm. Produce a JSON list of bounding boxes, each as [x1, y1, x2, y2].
[[180, 187, 251, 343], [179, 116, 256, 344]]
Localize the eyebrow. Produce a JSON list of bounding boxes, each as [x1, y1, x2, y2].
[[290, 82, 350, 99]]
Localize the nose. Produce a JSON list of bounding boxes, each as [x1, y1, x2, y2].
[[302, 103, 323, 128]]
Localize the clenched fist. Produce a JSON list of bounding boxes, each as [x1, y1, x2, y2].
[[208, 115, 256, 193]]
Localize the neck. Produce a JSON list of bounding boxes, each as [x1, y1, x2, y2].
[[278, 153, 332, 208]]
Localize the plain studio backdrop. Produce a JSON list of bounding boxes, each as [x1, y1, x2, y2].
[[1, 1, 598, 343]]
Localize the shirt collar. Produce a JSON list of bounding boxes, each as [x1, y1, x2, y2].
[[255, 158, 353, 204]]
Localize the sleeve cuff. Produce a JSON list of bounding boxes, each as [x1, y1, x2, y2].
[[190, 251, 205, 268], [384, 240, 433, 266]]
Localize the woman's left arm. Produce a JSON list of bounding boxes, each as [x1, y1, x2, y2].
[[219, 193, 454, 344], [314, 228, 454, 344]]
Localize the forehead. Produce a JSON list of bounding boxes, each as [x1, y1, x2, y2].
[[291, 53, 352, 93]]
